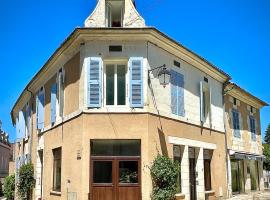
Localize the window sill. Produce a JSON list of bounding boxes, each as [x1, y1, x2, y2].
[[205, 190, 215, 194], [175, 193, 185, 199], [50, 191, 61, 196]]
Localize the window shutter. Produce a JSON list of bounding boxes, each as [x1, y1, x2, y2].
[[37, 89, 45, 130], [171, 70, 178, 115], [171, 70, 185, 116], [178, 72, 184, 116], [129, 57, 144, 107], [51, 83, 57, 124], [19, 110, 25, 139], [200, 81, 205, 123], [87, 57, 102, 108], [232, 110, 240, 138], [16, 117, 19, 139]]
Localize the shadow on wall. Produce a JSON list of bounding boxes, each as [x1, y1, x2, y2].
[[158, 128, 168, 156]]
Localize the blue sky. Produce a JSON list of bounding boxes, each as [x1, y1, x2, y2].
[[0, 0, 269, 142]]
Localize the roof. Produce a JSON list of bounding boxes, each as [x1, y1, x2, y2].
[[226, 82, 269, 108], [11, 27, 231, 123]]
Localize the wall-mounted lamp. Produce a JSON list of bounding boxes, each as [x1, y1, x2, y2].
[[149, 64, 171, 88]]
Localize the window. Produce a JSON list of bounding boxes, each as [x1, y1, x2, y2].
[[250, 116, 256, 141], [93, 161, 112, 183], [106, 0, 124, 27], [200, 81, 211, 123], [105, 64, 126, 106], [171, 70, 184, 116], [232, 109, 240, 138], [119, 161, 138, 184], [233, 98, 237, 106], [174, 60, 181, 68], [204, 159, 212, 191], [91, 140, 141, 156], [173, 145, 181, 193], [53, 148, 62, 192], [109, 45, 122, 52]]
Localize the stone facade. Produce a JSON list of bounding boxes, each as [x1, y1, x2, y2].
[[0, 129, 11, 183]]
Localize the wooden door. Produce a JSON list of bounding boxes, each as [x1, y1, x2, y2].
[[117, 158, 141, 200], [91, 157, 141, 200], [189, 158, 197, 200], [91, 158, 115, 200]]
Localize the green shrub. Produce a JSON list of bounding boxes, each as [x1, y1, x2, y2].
[[17, 164, 35, 199], [3, 174, 15, 200], [150, 155, 180, 200]]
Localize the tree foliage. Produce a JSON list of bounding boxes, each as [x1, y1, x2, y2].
[[263, 143, 270, 171], [3, 174, 15, 200], [17, 164, 35, 199], [264, 124, 270, 144], [150, 155, 180, 200]]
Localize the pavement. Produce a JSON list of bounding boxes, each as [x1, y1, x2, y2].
[[228, 191, 270, 200]]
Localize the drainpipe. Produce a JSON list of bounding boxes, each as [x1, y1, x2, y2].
[[222, 80, 234, 198]]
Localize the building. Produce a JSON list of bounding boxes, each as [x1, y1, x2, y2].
[[10, 1, 268, 200], [0, 122, 11, 185], [224, 83, 268, 196]]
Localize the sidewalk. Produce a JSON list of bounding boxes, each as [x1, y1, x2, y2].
[[228, 191, 270, 200]]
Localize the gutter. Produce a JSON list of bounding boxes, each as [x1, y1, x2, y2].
[[222, 78, 233, 198]]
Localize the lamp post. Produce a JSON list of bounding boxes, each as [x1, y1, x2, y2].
[[149, 64, 171, 88]]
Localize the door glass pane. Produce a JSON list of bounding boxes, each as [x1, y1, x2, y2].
[[204, 159, 212, 191], [93, 161, 112, 183], [91, 140, 141, 156], [250, 160, 258, 190], [106, 65, 114, 105], [231, 160, 240, 193], [117, 65, 126, 105], [119, 161, 138, 183]]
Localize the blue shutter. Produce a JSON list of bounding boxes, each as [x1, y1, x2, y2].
[[129, 57, 143, 107], [200, 81, 205, 123], [171, 70, 185, 116], [50, 83, 57, 124], [232, 110, 240, 138], [26, 104, 31, 137], [37, 89, 45, 130], [16, 117, 20, 139], [250, 116, 256, 141], [19, 110, 25, 139], [177, 73, 184, 116], [171, 70, 178, 115], [88, 57, 102, 108]]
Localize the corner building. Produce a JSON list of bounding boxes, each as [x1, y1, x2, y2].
[[11, 1, 267, 200]]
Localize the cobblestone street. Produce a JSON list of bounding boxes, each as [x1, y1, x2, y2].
[[228, 191, 270, 200]]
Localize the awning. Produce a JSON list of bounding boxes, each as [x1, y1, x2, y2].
[[229, 150, 265, 162]]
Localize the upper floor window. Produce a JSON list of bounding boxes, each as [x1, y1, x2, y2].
[[249, 116, 256, 141], [87, 57, 143, 108], [105, 63, 127, 106], [232, 109, 240, 138], [106, 0, 124, 27], [50, 69, 64, 125], [200, 81, 211, 123]]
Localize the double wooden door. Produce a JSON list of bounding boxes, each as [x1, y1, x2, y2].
[[90, 157, 141, 200]]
